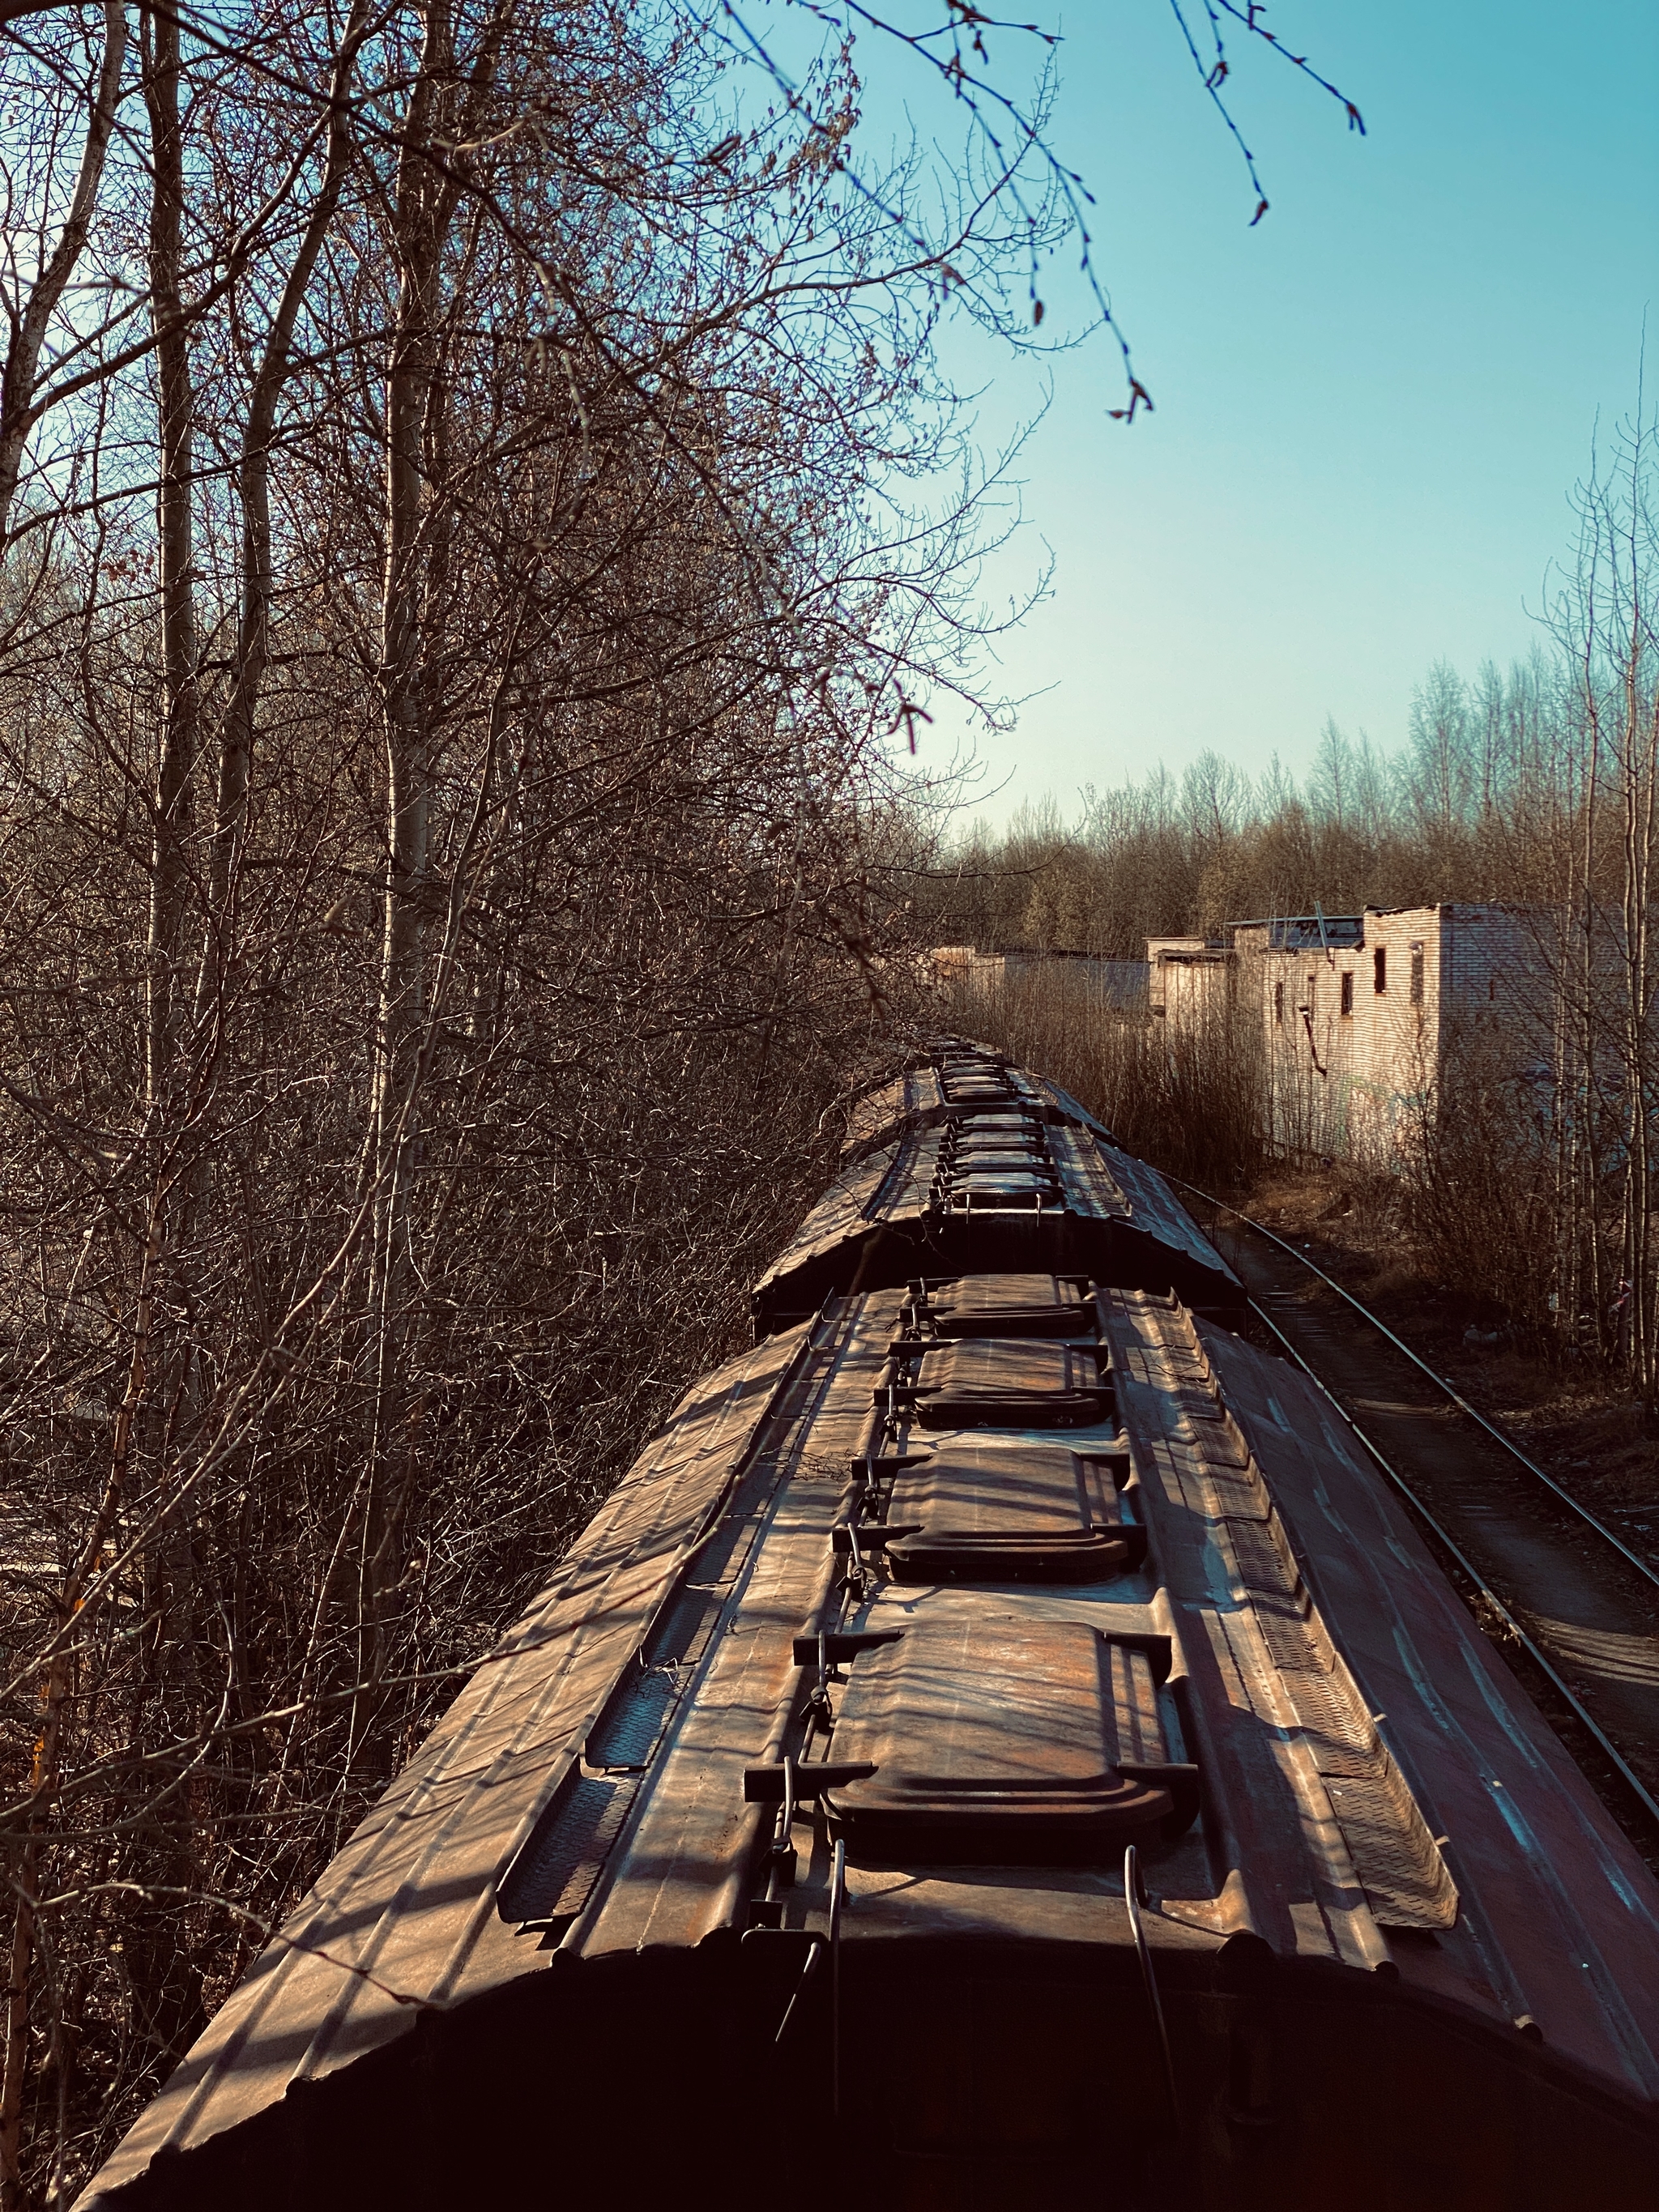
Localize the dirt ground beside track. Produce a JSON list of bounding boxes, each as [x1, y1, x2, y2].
[[1231, 1166, 1659, 1545]]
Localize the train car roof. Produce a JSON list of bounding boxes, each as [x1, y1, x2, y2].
[[838, 1040, 1121, 1165], [83, 1279, 1659, 2203], [754, 1110, 1238, 1328]]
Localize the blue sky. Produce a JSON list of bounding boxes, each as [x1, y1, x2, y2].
[[892, 0, 1659, 823]]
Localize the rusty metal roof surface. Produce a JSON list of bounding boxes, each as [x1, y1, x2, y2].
[[300, 1276, 1659, 2111], [1029, 1073, 1119, 1144], [755, 1085, 1238, 1326], [838, 1043, 1123, 1166], [909, 1335, 1111, 1427], [1115, 1294, 1659, 2084], [1192, 1311, 1659, 2082], [83, 1267, 1659, 2205], [1090, 1135, 1234, 1283], [573, 1286, 1659, 2105], [921, 1271, 1086, 1335], [841, 1058, 1041, 1165], [841, 1065, 952, 1159]]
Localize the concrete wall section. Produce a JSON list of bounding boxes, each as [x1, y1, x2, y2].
[[933, 947, 1150, 1011], [1164, 906, 1550, 1166]]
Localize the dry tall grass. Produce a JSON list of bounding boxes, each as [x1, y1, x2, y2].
[[943, 965, 1266, 1192]]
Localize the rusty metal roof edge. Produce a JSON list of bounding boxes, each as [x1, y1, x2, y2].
[[74, 1325, 819, 2210], [761, 1098, 1239, 1302], [1097, 1144, 1240, 1287], [1102, 1293, 1409, 1974], [1192, 1311, 1659, 2096]]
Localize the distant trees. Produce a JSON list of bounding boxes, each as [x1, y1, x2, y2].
[[932, 409, 1659, 1392], [921, 649, 1610, 958], [1538, 408, 1659, 1392]]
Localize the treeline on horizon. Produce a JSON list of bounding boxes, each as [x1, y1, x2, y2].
[[928, 651, 1570, 957], [923, 482, 1656, 957]]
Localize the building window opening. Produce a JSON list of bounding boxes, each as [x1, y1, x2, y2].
[[1489, 973, 1499, 1002], [1374, 946, 1387, 994], [1341, 971, 1354, 1017], [1273, 981, 1284, 1026], [1410, 943, 1424, 1007]]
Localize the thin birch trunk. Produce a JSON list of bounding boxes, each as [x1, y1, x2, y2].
[[0, 1, 127, 556], [199, 1, 369, 1001], [356, 0, 447, 1750], [357, 0, 514, 1750], [141, 0, 198, 1119]]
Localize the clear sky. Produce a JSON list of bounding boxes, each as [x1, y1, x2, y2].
[[906, 0, 1659, 825]]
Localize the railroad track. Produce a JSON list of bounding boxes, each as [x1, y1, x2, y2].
[[1175, 1178, 1659, 1861]]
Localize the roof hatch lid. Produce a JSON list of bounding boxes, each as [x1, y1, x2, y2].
[[950, 1116, 1047, 1149], [933, 1043, 1009, 1068], [884, 1438, 1143, 1582], [940, 1168, 1062, 1208], [825, 1619, 1196, 1861], [915, 1272, 1088, 1339], [949, 1136, 1051, 1165], [907, 1338, 1112, 1428], [939, 1059, 1024, 1100]]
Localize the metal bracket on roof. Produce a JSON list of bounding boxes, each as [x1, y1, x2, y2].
[[830, 1522, 923, 1556], [743, 1760, 878, 1803], [1102, 1628, 1175, 1682], [1117, 1760, 1201, 1829], [791, 1628, 904, 1665], [847, 1451, 928, 1477]]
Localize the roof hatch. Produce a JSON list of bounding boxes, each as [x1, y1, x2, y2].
[[942, 1073, 1021, 1102], [825, 1618, 1196, 1861], [951, 1123, 1048, 1154], [908, 1338, 1112, 1428], [915, 1273, 1088, 1339], [948, 1147, 1055, 1173], [884, 1438, 1143, 1582]]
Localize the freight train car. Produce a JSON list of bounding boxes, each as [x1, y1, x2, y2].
[[754, 1042, 1240, 1332], [79, 1046, 1659, 2210]]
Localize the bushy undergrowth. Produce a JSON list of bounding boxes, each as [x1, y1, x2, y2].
[[944, 966, 1267, 1194]]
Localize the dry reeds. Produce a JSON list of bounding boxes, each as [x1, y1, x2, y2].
[[942, 964, 1266, 1192]]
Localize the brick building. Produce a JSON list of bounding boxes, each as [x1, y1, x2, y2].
[[1158, 905, 1547, 1163]]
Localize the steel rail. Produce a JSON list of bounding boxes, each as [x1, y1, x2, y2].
[[1239, 1281, 1659, 1834], [1171, 1175, 1659, 1596]]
